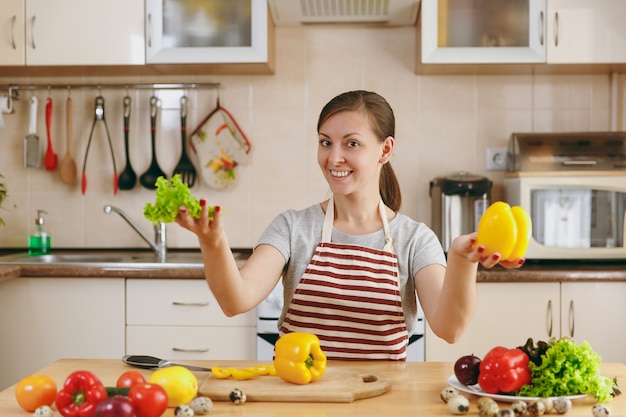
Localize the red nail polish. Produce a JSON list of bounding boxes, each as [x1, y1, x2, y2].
[[477, 246, 485, 253], [518, 259, 525, 265], [200, 199, 206, 207], [215, 205, 221, 213], [492, 254, 500, 261], [179, 207, 188, 214], [470, 237, 477, 244]]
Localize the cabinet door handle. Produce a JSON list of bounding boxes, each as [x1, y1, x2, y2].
[[30, 15, 36, 50], [568, 299, 575, 338], [10, 15, 16, 49], [539, 11, 544, 46], [546, 299, 553, 337], [172, 301, 209, 307], [147, 13, 152, 48], [172, 347, 209, 353], [553, 12, 559, 47]]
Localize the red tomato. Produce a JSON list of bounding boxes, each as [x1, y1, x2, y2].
[[116, 371, 146, 389], [14, 374, 57, 412], [128, 383, 168, 417]]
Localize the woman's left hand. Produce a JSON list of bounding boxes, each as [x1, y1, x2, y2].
[[454, 233, 525, 269]]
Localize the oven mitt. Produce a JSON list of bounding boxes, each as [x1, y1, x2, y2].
[[190, 104, 251, 190]]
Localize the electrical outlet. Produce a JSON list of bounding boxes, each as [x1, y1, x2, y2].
[[486, 147, 507, 171]]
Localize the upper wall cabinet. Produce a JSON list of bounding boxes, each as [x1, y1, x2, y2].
[[22, 0, 144, 66], [0, 0, 25, 65], [419, 0, 626, 67], [421, 0, 546, 64], [546, 0, 626, 64], [146, 0, 269, 65]]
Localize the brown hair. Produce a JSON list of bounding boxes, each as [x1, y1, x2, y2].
[[317, 90, 402, 211]]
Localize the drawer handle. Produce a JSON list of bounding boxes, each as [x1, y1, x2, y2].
[[568, 299, 575, 338], [172, 301, 209, 307], [546, 299, 553, 337], [172, 347, 209, 353]]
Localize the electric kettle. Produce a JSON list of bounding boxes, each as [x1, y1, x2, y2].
[[429, 171, 492, 252]]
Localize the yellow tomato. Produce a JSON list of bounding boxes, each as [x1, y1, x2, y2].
[[15, 374, 57, 412], [148, 366, 198, 408], [506, 205, 532, 261]]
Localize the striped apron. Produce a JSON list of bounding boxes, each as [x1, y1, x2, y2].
[[279, 197, 408, 360]]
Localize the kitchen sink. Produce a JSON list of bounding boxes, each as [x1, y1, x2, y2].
[[0, 250, 208, 268]]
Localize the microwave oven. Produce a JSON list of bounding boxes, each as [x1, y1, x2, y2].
[[503, 132, 626, 260], [504, 174, 626, 260]]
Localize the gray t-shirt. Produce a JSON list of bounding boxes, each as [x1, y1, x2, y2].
[[255, 203, 447, 336]]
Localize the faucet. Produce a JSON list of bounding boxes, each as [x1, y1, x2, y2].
[[103, 205, 167, 262]]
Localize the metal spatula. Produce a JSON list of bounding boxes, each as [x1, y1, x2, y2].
[[122, 355, 212, 372]]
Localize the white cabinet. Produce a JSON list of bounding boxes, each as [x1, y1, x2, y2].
[[546, 0, 626, 64], [0, 0, 25, 65], [425, 282, 560, 361], [3, 0, 144, 66], [420, 0, 626, 65], [145, 0, 270, 64], [420, 0, 546, 64], [425, 281, 626, 364], [560, 282, 626, 363], [126, 279, 256, 360], [0, 277, 125, 391]]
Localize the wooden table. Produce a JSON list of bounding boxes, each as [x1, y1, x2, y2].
[[0, 359, 624, 416]]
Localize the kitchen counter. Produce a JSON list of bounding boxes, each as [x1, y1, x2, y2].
[[0, 359, 624, 416], [477, 260, 626, 282], [0, 266, 19, 283], [0, 249, 625, 281]]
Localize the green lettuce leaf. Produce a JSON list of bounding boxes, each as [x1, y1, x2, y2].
[[143, 175, 207, 224], [517, 338, 615, 402]]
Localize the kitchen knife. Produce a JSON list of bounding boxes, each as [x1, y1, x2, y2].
[[122, 355, 212, 372]]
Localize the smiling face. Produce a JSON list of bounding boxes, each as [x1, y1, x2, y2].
[[317, 110, 393, 198]]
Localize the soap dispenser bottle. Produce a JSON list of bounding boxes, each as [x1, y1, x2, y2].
[[28, 209, 50, 256]]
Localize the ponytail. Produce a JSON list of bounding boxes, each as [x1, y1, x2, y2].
[[380, 163, 401, 212]]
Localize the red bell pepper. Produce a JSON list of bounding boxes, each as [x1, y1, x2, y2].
[[477, 346, 531, 394], [55, 370, 108, 417]]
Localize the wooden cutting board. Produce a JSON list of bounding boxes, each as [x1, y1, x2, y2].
[[198, 367, 392, 403]]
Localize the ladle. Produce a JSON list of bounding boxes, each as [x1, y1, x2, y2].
[[139, 96, 166, 189], [117, 96, 137, 190], [59, 96, 77, 184]]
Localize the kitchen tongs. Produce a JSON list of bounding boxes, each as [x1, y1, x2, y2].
[[122, 355, 212, 372], [82, 96, 118, 195]]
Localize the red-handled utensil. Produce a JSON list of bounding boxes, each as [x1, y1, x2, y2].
[[44, 98, 58, 171]]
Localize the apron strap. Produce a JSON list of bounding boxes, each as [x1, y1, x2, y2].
[[322, 196, 395, 253]]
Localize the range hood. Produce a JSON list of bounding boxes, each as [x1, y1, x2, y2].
[[268, 0, 421, 26]]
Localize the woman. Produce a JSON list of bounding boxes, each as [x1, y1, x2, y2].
[[176, 90, 523, 361]]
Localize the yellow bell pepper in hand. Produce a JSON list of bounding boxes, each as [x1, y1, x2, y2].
[[274, 332, 327, 385], [475, 201, 532, 261]]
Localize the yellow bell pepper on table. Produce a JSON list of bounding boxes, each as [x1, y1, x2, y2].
[[274, 332, 327, 385]]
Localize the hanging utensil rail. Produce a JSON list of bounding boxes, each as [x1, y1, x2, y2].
[[3, 82, 220, 102]]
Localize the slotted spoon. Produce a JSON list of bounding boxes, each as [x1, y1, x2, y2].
[[139, 96, 166, 189], [172, 96, 196, 187]]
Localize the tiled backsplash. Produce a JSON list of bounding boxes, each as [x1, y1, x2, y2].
[[0, 26, 622, 250]]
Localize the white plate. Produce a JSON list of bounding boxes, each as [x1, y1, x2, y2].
[[447, 375, 587, 403]]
